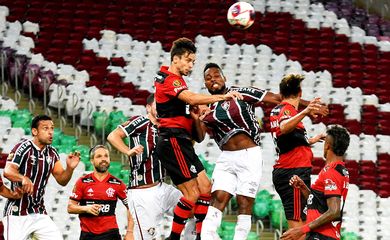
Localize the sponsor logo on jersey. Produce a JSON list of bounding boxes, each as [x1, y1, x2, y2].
[[106, 187, 115, 198], [30, 155, 37, 165], [172, 80, 182, 87], [174, 86, 186, 93], [7, 153, 14, 160], [324, 179, 338, 191], [82, 177, 94, 183], [71, 192, 78, 199], [87, 188, 94, 197], [108, 178, 121, 185]]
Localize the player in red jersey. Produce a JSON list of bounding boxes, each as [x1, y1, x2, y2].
[[68, 145, 134, 240], [154, 37, 242, 240], [3, 115, 80, 240], [281, 125, 350, 240], [270, 74, 327, 231]]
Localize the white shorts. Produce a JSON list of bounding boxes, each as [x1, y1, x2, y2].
[[3, 214, 63, 240], [211, 146, 263, 198], [127, 182, 182, 240]]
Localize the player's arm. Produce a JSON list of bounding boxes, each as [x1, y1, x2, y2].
[[308, 132, 326, 145], [279, 98, 323, 134], [0, 184, 22, 199], [178, 89, 243, 106], [107, 128, 144, 157], [190, 105, 209, 142], [289, 175, 311, 200], [261, 91, 282, 105], [52, 152, 80, 186], [67, 199, 101, 216], [281, 197, 341, 240], [125, 208, 134, 240], [3, 162, 33, 195]]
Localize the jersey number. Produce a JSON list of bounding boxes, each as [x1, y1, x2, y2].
[[100, 204, 110, 213]]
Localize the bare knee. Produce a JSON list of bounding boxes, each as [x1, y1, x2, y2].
[[178, 179, 200, 202], [211, 190, 232, 212], [237, 195, 255, 215]]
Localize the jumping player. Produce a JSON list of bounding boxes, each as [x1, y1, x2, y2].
[[281, 125, 350, 240], [3, 115, 80, 240], [154, 38, 242, 239], [270, 74, 326, 231], [68, 145, 134, 240], [107, 94, 196, 240]]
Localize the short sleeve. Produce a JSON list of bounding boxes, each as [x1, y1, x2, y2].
[[278, 105, 297, 123], [322, 169, 343, 197], [119, 116, 147, 137], [70, 178, 84, 202], [117, 181, 128, 208], [230, 86, 267, 104], [163, 76, 188, 98], [7, 141, 29, 167]]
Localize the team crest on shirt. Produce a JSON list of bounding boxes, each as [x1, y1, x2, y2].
[[324, 179, 338, 191], [12, 206, 18, 212], [106, 187, 115, 198], [221, 101, 230, 111], [172, 80, 182, 87], [137, 174, 143, 181]]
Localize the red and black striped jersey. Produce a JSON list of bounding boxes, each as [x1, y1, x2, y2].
[[154, 66, 193, 135], [119, 116, 164, 187], [270, 102, 312, 168], [4, 139, 59, 216], [307, 161, 349, 240], [202, 86, 267, 149], [70, 173, 128, 235]]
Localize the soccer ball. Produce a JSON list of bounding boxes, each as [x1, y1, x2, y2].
[[227, 2, 255, 30]]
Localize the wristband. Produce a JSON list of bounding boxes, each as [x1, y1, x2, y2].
[[301, 224, 310, 233]]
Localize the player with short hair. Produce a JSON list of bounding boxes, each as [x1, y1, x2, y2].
[[270, 74, 326, 231], [281, 125, 350, 240], [68, 145, 134, 240], [154, 38, 243, 240], [199, 62, 285, 240], [107, 94, 195, 240], [3, 114, 80, 240]]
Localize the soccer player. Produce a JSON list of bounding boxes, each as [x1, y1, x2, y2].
[[270, 74, 326, 231], [281, 125, 350, 240], [3, 114, 80, 240], [199, 62, 285, 240], [68, 145, 134, 240], [154, 38, 242, 240], [107, 93, 196, 240]]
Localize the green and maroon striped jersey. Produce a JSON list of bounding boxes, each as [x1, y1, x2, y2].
[[4, 139, 59, 216], [119, 116, 164, 187], [202, 86, 267, 149]]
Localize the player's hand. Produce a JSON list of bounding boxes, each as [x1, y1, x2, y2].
[[312, 132, 326, 143], [289, 175, 305, 189], [85, 204, 102, 216], [127, 145, 144, 157], [223, 91, 243, 101], [21, 176, 34, 195], [280, 227, 305, 240], [66, 151, 81, 170], [10, 187, 23, 199], [303, 98, 323, 117]]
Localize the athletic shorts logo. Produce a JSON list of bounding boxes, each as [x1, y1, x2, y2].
[[173, 80, 182, 87], [324, 179, 338, 191], [106, 187, 115, 198], [147, 227, 156, 236], [190, 165, 197, 174]]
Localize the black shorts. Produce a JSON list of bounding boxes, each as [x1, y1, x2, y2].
[[155, 133, 204, 185], [272, 167, 311, 221], [306, 232, 337, 240], [80, 228, 121, 240]]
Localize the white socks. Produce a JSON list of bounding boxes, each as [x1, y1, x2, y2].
[[182, 217, 197, 240], [200, 206, 222, 240], [233, 214, 252, 240]]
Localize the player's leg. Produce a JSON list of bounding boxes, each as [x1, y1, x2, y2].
[[193, 166, 212, 238], [128, 186, 163, 240], [30, 214, 63, 240], [201, 151, 236, 240], [234, 146, 263, 240], [3, 215, 32, 240]]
